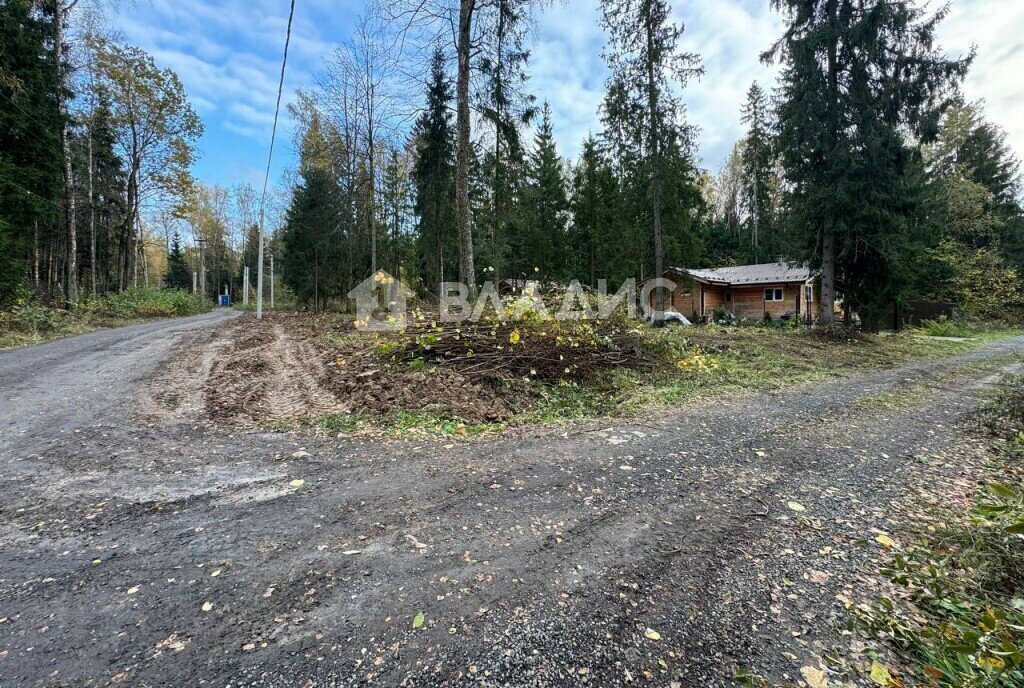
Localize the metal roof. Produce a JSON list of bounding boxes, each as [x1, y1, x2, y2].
[[668, 262, 814, 286]]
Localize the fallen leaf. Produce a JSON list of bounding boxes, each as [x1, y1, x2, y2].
[[875, 534, 896, 548], [126, 586, 140, 595], [289, 479, 305, 488], [412, 612, 425, 629], [787, 501, 806, 512], [801, 665, 828, 688], [645, 628, 661, 641], [201, 601, 213, 612], [869, 660, 891, 686]]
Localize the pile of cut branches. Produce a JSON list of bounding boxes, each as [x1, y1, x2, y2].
[[379, 318, 660, 382]]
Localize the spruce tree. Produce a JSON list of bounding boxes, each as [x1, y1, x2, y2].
[[0, 0, 62, 304], [521, 103, 569, 280], [164, 231, 191, 290], [410, 48, 457, 293], [767, 0, 970, 328], [282, 167, 345, 311], [739, 82, 775, 262]]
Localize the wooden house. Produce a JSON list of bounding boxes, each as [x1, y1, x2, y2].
[[645, 261, 817, 322]]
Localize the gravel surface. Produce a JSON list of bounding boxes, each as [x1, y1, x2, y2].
[[1, 316, 1022, 687]]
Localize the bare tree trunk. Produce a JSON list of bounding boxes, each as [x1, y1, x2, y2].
[[88, 107, 97, 297], [367, 81, 377, 276], [818, 0, 839, 326], [55, 0, 78, 304], [33, 220, 40, 288], [455, 0, 477, 297], [644, 11, 664, 324], [818, 225, 836, 325]]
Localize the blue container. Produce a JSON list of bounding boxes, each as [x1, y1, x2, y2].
[[219, 294, 230, 307]]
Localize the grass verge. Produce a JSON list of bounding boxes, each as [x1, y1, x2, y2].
[[0, 288, 212, 350], [847, 375, 1024, 687]]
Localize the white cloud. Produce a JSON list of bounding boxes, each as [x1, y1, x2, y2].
[[531, 0, 783, 168], [938, 0, 1024, 159], [101, 0, 1023, 187]]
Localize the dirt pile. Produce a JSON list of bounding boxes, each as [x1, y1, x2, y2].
[[202, 314, 512, 425]]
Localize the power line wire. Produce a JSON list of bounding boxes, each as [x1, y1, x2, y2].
[[257, 0, 296, 319]]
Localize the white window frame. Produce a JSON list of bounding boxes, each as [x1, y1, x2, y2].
[[764, 287, 784, 302]]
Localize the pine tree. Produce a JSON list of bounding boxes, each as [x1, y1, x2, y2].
[[521, 103, 569, 280], [164, 231, 191, 289], [600, 0, 703, 321], [411, 48, 457, 293], [767, 0, 971, 328]]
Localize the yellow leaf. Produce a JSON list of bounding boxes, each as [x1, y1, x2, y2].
[[126, 586, 139, 595], [787, 501, 806, 512], [869, 660, 891, 686], [645, 628, 661, 641], [289, 479, 305, 488], [201, 601, 213, 612], [978, 655, 1004, 671], [509, 329, 520, 345], [800, 665, 828, 688], [875, 534, 896, 548]]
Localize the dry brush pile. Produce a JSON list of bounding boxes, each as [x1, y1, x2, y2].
[[201, 298, 673, 428]]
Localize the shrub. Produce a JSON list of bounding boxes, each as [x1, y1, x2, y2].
[[102, 288, 208, 318], [922, 315, 969, 338]]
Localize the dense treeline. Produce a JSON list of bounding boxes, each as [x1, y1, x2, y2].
[[280, 0, 1022, 325], [0, 0, 279, 308], [2, 0, 1021, 327]]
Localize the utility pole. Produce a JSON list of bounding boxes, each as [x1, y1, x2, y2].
[[197, 238, 207, 304], [243, 266, 249, 306], [192, 270, 197, 294], [270, 255, 274, 310], [256, 227, 264, 319]]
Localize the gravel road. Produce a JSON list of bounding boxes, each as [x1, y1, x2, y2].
[[1, 317, 1022, 687]]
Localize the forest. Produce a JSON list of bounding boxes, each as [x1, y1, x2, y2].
[[1, 0, 1022, 330]]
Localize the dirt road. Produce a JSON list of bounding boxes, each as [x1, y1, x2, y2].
[[1, 317, 1022, 687]]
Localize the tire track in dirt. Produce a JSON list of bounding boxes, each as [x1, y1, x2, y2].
[[199, 317, 346, 424]]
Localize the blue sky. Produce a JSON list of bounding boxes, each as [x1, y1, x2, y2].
[[106, 0, 1023, 190]]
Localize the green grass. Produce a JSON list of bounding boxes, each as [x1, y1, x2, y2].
[[280, 321, 1021, 439], [0, 288, 212, 350], [312, 409, 500, 439], [509, 327, 1007, 427]]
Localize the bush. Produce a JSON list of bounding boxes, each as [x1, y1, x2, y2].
[[922, 315, 970, 338], [0, 301, 74, 334], [102, 288, 208, 318]]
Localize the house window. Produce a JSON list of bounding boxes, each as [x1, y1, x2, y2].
[[725, 291, 732, 302], [764, 288, 784, 302]]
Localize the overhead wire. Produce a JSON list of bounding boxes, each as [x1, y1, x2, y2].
[[256, 0, 297, 318]]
